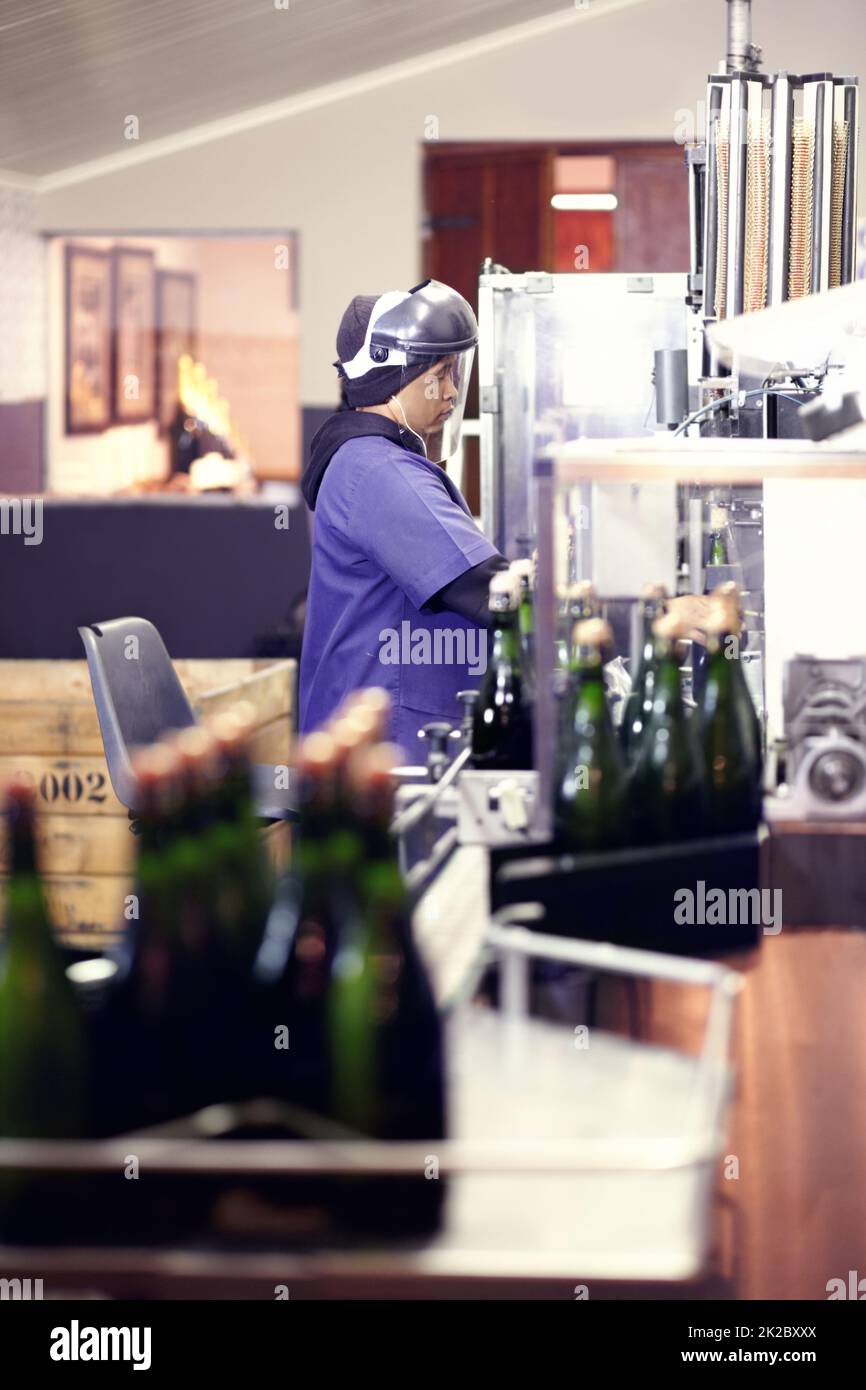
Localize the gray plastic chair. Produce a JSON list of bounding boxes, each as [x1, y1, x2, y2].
[[78, 617, 295, 820]]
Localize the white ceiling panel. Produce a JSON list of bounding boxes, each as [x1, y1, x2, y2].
[[0, 0, 630, 177]]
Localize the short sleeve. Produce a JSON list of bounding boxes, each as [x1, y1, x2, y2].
[[348, 451, 497, 610]]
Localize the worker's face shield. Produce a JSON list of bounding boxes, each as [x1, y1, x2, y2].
[[394, 349, 475, 463]]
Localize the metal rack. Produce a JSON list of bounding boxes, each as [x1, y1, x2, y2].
[[0, 922, 741, 1295]]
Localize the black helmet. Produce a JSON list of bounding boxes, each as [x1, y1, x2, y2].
[[335, 280, 477, 462]]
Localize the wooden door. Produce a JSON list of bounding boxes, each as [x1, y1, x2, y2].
[[423, 147, 552, 512], [615, 148, 690, 271]]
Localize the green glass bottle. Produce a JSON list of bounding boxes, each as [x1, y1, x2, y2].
[[179, 729, 240, 1110], [708, 506, 729, 566], [327, 746, 445, 1235], [209, 706, 275, 971], [555, 580, 600, 740], [472, 573, 534, 770], [621, 583, 668, 762], [253, 704, 391, 1119], [171, 727, 221, 959], [699, 592, 763, 833], [254, 732, 346, 1121], [101, 744, 182, 1134], [555, 619, 628, 851], [122, 742, 219, 1125], [0, 782, 90, 1243], [124, 747, 180, 983], [511, 559, 536, 693], [631, 612, 705, 845], [554, 587, 571, 673], [0, 781, 87, 1140]]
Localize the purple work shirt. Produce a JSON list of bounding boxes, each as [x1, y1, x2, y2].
[[299, 435, 497, 758]]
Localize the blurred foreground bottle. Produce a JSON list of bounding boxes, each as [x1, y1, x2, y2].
[[328, 744, 445, 1235], [621, 583, 668, 763], [171, 727, 239, 1110], [254, 733, 345, 1118], [0, 781, 87, 1140], [253, 698, 446, 1234], [555, 619, 627, 851], [699, 590, 763, 833], [472, 572, 534, 770], [209, 704, 274, 970], [0, 782, 90, 1243], [103, 743, 204, 1130], [105, 732, 246, 1129], [254, 691, 395, 1120], [172, 727, 220, 954], [630, 612, 705, 844]]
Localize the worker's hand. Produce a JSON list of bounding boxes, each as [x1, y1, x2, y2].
[[668, 594, 714, 646]]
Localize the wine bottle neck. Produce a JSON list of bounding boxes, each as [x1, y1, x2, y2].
[[518, 590, 534, 634], [570, 664, 614, 739], [7, 803, 38, 877], [491, 610, 521, 665], [4, 810, 54, 955]]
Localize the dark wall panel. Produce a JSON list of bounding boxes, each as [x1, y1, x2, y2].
[[0, 496, 311, 659]]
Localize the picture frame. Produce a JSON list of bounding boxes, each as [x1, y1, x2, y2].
[[155, 270, 197, 434], [111, 246, 156, 424], [64, 244, 112, 435]]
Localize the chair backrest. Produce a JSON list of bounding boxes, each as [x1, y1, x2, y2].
[[78, 617, 197, 812]]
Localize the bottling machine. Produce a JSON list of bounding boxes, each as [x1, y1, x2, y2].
[[477, 0, 861, 743], [398, 0, 866, 915], [687, 1, 859, 427]]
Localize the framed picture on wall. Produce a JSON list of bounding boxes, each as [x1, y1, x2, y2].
[[111, 247, 156, 423], [155, 270, 197, 434], [65, 244, 112, 434]]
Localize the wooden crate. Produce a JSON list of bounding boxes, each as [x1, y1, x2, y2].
[[0, 658, 295, 949]]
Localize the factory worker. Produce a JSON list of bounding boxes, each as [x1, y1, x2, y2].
[[298, 279, 713, 758], [299, 280, 508, 757]]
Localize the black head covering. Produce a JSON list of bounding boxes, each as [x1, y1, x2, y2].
[[334, 290, 432, 407]]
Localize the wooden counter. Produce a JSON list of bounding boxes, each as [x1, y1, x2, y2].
[[606, 925, 866, 1300]]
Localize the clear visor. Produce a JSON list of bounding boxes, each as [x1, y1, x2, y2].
[[395, 348, 474, 464]]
